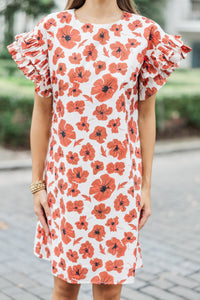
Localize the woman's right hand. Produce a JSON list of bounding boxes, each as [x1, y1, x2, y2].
[[33, 189, 51, 236]]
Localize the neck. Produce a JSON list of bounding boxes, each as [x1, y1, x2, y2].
[[76, 0, 122, 19]]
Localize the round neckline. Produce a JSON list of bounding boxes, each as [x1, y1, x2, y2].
[[71, 8, 126, 26]]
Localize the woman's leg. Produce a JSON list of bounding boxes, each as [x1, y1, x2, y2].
[[51, 276, 81, 300], [92, 283, 123, 300]]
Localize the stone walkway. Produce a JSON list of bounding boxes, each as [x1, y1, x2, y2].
[[0, 140, 200, 299]]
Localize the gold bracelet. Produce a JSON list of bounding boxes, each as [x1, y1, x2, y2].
[[30, 179, 46, 194]]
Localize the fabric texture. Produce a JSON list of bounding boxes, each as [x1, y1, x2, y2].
[[7, 9, 191, 285]]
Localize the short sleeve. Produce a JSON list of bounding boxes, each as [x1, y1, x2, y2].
[[7, 16, 53, 98], [138, 20, 192, 101]]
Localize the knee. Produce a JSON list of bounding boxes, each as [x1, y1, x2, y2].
[[93, 284, 122, 300], [53, 276, 80, 299]]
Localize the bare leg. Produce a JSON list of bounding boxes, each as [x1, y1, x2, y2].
[[92, 283, 123, 300], [51, 276, 81, 300]]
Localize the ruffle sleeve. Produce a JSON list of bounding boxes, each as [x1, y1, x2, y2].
[[138, 20, 192, 101], [7, 16, 53, 98]]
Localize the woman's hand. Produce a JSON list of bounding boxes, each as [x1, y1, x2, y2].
[[138, 186, 152, 231], [33, 189, 51, 236]]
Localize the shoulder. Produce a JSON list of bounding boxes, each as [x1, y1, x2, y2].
[[125, 12, 160, 31]]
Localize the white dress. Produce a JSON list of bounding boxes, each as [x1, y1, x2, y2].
[[7, 8, 191, 284]]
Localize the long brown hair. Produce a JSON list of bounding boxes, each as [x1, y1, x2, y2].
[[65, 0, 139, 14]]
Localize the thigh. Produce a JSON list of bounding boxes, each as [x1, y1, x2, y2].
[[92, 283, 122, 300]]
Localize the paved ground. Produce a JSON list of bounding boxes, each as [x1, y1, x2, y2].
[[0, 141, 200, 299]]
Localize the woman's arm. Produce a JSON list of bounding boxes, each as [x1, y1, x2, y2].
[[30, 81, 53, 236], [138, 93, 156, 230]]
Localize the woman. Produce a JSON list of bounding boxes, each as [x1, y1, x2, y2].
[[7, 0, 191, 299]]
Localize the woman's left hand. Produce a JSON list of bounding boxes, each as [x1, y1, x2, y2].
[[138, 186, 152, 231]]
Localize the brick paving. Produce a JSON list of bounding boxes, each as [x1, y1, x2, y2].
[[0, 148, 199, 299]]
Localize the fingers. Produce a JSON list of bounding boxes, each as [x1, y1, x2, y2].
[[138, 207, 152, 231], [33, 191, 51, 236]]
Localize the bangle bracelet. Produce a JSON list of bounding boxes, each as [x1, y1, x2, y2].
[[30, 179, 46, 194]]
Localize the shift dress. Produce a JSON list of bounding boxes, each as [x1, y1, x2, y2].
[[7, 8, 192, 285]]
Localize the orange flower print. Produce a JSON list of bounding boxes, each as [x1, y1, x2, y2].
[[66, 200, 84, 214], [52, 208, 60, 220], [93, 28, 110, 45], [57, 11, 72, 23], [79, 241, 94, 258], [67, 167, 89, 184], [91, 74, 118, 102], [66, 249, 79, 263], [122, 232, 136, 245], [83, 43, 98, 61], [80, 143, 95, 161], [134, 174, 141, 190], [66, 151, 79, 165], [58, 119, 76, 147], [56, 99, 64, 117], [110, 24, 123, 36], [116, 94, 126, 112], [88, 225, 106, 242], [109, 62, 127, 75], [136, 194, 141, 212], [57, 62, 67, 75], [53, 47, 65, 65], [106, 237, 126, 257], [76, 116, 89, 132], [67, 264, 88, 282], [107, 117, 121, 133], [54, 241, 64, 257], [52, 260, 58, 274], [67, 183, 80, 197], [106, 162, 125, 175], [128, 186, 134, 198], [110, 42, 129, 60], [126, 38, 141, 50], [89, 174, 116, 201], [91, 271, 114, 285], [107, 139, 127, 160], [105, 260, 124, 273], [128, 262, 136, 278], [44, 18, 57, 30], [82, 24, 93, 33], [58, 179, 68, 195], [68, 66, 91, 83], [148, 24, 161, 49], [54, 146, 64, 163], [67, 100, 85, 114], [58, 79, 68, 96], [61, 216, 75, 244], [124, 208, 137, 223], [47, 191, 56, 208], [89, 126, 107, 144], [105, 216, 119, 231], [128, 20, 142, 31], [68, 82, 82, 97], [128, 118, 137, 143], [60, 197, 65, 214], [114, 193, 129, 211], [90, 258, 103, 272], [91, 160, 104, 175], [69, 52, 82, 64], [59, 258, 66, 271], [93, 104, 113, 120], [75, 216, 88, 230], [56, 25, 81, 49], [91, 203, 111, 219], [93, 60, 106, 75], [59, 161, 66, 175]]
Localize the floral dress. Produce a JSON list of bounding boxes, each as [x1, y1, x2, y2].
[[7, 8, 191, 285]]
